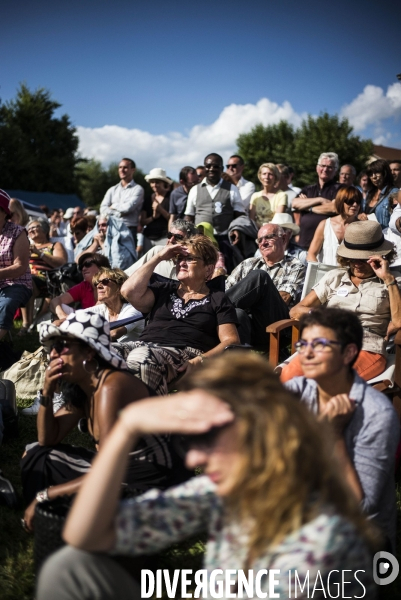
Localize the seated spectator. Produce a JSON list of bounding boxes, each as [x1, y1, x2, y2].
[[249, 163, 287, 227], [75, 215, 137, 271], [227, 215, 258, 268], [38, 353, 376, 600], [21, 312, 191, 531], [70, 217, 89, 246], [84, 268, 144, 342], [270, 212, 305, 263], [125, 219, 196, 279], [9, 198, 29, 228], [85, 214, 97, 231], [168, 166, 199, 227], [141, 168, 173, 252], [283, 221, 401, 381], [120, 235, 239, 395], [225, 222, 305, 347], [307, 186, 362, 265], [285, 308, 399, 550], [19, 219, 68, 334], [50, 253, 110, 319], [359, 160, 398, 228]]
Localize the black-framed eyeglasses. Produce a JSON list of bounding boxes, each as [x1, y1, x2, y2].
[[94, 278, 117, 288], [226, 163, 240, 169], [167, 231, 185, 241], [80, 260, 96, 270], [294, 338, 342, 354]]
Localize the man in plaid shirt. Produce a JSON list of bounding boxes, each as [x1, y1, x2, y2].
[[225, 223, 306, 347]]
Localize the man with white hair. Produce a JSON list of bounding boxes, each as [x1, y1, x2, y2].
[[224, 222, 305, 347], [292, 152, 342, 249], [339, 164, 356, 186]]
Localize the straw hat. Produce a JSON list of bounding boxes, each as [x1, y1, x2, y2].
[[40, 311, 127, 370], [145, 168, 173, 185], [337, 221, 394, 259], [270, 213, 300, 235]]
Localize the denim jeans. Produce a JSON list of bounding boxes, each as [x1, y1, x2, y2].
[[0, 284, 32, 330]]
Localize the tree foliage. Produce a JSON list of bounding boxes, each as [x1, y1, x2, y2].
[[236, 113, 373, 188], [0, 84, 80, 193]]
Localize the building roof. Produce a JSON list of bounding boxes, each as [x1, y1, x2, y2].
[[372, 145, 401, 162], [4, 190, 85, 211]]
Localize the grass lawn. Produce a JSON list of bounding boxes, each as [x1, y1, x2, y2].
[[1, 322, 401, 598]]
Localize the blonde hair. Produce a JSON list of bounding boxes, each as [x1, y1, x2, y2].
[[180, 353, 379, 561], [10, 198, 29, 227], [182, 234, 218, 266], [257, 163, 280, 185], [92, 268, 128, 301]]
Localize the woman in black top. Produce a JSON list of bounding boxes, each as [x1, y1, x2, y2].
[[121, 235, 239, 394]]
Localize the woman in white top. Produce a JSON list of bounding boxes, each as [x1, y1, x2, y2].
[[249, 163, 287, 228], [307, 187, 361, 265], [88, 267, 144, 342]]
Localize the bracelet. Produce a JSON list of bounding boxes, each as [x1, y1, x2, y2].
[[36, 488, 50, 503], [386, 280, 397, 288]]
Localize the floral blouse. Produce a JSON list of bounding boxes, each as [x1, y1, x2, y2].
[[113, 476, 375, 598]]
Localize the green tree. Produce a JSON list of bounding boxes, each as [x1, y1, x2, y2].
[[76, 160, 152, 209], [0, 83, 80, 193], [235, 113, 373, 188], [291, 113, 373, 187], [236, 121, 295, 185]]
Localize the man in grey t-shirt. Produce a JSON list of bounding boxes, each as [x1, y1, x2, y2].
[[284, 307, 399, 551]]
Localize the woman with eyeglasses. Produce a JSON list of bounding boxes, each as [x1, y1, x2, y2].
[[120, 235, 239, 395], [19, 219, 68, 335], [281, 220, 401, 382], [21, 312, 192, 533], [307, 187, 362, 265], [37, 352, 377, 600], [358, 160, 398, 228], [50, 253, 111, 320]]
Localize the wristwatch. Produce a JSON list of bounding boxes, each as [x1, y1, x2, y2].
[[38, 390, 52, 407], [36, 488, 50, 503]]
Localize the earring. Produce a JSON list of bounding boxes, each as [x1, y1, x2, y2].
[[83, 358, 99, 374]]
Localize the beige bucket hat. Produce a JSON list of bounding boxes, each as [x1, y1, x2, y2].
[[337, 221, 394, 259]]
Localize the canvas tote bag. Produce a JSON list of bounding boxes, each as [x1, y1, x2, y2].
[[0, 346, 48, 399]]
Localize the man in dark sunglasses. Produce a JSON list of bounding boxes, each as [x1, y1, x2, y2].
[[125, 219, 197, 280], [225, 155, 255, 212]]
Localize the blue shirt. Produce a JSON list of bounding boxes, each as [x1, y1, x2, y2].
[[285, 373, 399, 550]]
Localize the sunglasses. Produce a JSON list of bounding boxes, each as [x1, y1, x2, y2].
[[94, 277, 116, 288], [226, 164, 240, 169], [80, 260, 96, 270], [48, 339, 83, 354], [344, 199, 362, 206], [173, 255, 203, 265], [256, 234, 282, 244], [167, 231, 185, 241]]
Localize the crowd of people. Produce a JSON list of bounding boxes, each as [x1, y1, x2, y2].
[[0, 149, 401, 598]]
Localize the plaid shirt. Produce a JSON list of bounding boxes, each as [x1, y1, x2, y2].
[[225, 255, 305, 307]]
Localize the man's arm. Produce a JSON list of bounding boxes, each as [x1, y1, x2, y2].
[[292, 195, 332, 211], [231, 185, 245, 217], [116, 185, 145, 215], [100, 187, 113, 213], [0, 231, 30, 280], [184, 186, 197, 220], [276, 260, 306, 306], [309, 199, 337, 214]]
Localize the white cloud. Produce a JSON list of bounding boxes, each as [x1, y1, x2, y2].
[[77, 97, 306, 178], [341, 83, 401, 132]]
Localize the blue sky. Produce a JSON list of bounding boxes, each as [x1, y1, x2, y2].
[[2, 0, 401, 178]]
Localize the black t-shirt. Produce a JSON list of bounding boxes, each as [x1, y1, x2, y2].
[[297, 180, 343, 249], [140, 281, 238, 352], [143, 192, 171, 240]]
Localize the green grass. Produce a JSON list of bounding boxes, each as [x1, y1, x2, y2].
[[1, 322, 401, 598]]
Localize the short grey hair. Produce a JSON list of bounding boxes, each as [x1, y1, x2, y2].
[[31, 218, 50, 238], [317, 152, 339, 171], [258, 224, 286, 238], [170, 219, 197, 238], [340, 164, 356, 175]]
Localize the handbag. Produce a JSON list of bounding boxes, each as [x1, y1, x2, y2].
[[0, 346, 48, 399]]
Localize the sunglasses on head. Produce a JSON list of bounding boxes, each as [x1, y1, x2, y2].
[[167, 231, 185, 241], [94, 277, 116, 288], [80, 260, 96, 270]]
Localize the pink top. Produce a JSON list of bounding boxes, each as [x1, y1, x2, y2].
[[0, 221, 32, 289], [68, 280, 95, 308]]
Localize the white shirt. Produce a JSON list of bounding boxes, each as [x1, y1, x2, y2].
[[185, 178, 245, 234], [236, 176, 255, 212], [86, 303, 144, 343], [100, 179, 145, 227]]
